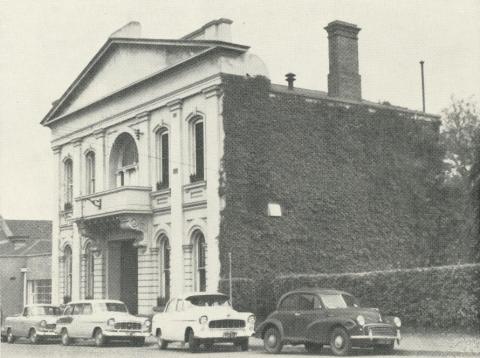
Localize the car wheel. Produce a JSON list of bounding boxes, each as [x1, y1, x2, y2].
[[329, 327, 351, 356], [61, 329, 71, 346], [157, 331, 168, 350], [130, 337, 145, 346], [187, 330, 199, 353], [29, 328, 40, 344], [305, 342, 323, 353], [94, 328, 107, 347], [236, 338, 249, 351], [6, 329, 15, 344], [263, 327, 283, 354], [373, 342, 395, 354]]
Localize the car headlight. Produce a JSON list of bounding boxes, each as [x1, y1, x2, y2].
[[39, 320, 47, 328], [199, 315, 208, 324], [107, 318, 115, 327], [144, 320, 151, 328], [393, 317, 401, 328], [247, 315, 256, 324], [356, 315, 366, 326]]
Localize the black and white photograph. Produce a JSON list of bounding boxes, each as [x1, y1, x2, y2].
[[0, 1, 479, 357]]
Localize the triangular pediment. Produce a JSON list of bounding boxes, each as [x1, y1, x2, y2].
[[50, 41, 216, 119]]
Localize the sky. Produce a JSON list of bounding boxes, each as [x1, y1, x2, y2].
[[0, 0, 479, 220]]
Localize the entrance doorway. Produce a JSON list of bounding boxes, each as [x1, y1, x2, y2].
[[107, 240, 138, 314]]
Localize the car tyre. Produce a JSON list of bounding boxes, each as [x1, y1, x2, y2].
[[305, 342, 323, 353], [329, 327, 351, 356], [263, 327, 283, 354], [236, 338, 249, 351], [94, 328, 107, 347], [61, 329, 71, 346], [157, 331, 168, 350], [6, 329, 15, 344], [373, 342, 395, 354], [29, 328, 40, 344], [131, 337, 145, 346], [188, 330, 199, 353]]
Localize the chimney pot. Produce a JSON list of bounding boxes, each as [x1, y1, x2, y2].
[[325, 20, 362, 100], [285, 73, 296, 90]]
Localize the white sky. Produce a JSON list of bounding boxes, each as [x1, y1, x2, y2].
[[0, 0, 479, 220]]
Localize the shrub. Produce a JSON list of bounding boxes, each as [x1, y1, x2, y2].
[[273, 264, 480, 330]]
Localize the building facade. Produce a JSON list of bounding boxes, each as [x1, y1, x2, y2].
[[42, 19, 440, 315], [0, 217, 52, 321]]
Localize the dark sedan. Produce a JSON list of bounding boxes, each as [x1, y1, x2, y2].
[[256, 288, 401, 356]]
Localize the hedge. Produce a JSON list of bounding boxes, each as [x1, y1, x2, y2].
[[273, 264, 480, 330]]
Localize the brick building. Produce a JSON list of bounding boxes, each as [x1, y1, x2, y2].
[[0, 217, 52, 321], [41, 19, 440, 315]]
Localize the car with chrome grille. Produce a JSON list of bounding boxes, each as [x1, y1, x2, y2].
[[151, 292, 255, 352], [2, 304, 61, 344], [256, 288, 401, 356], [55, 299, 150, 347]]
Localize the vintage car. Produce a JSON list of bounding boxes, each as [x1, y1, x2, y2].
[[55, 299, 151, 347], [151, 292, 256, 352], [256, 288, 401, 356], [2, 304, 61, 344]]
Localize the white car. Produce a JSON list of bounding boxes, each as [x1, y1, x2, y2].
[[151, 292, 255, 352], [55, 299, 150, 347], [2, 305, 61, 344]]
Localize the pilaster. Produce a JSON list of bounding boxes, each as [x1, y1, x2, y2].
[[51, 145, 61, 304], [168, 98, 184, 296]]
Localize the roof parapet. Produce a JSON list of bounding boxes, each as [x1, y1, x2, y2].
[[110, 21, 141, 38], [181, 18, 233, 42]]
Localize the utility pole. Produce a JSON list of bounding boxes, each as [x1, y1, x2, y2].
[[228, 252, 232, 305]]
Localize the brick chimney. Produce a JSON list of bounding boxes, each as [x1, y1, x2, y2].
[[325, 20, 361, 100]]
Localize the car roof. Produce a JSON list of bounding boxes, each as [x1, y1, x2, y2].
[[65, 299, 125, 305], [280, 288, 352, 297], [174, 292, 229, 300]]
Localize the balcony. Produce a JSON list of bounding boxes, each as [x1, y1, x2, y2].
[[75, 186, 152, 219]]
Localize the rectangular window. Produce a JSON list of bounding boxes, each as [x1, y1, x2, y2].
[[195, 121, 204, 180], [29, 279, 52, 304]]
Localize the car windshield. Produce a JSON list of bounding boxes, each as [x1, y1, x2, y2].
[[30, 306, 61, 316], [185, 295, 231, 307], [95, 302, 128, 312], [320, 294, 359, 309]]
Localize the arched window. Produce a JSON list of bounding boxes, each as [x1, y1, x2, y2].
[[85, 151, 95, 194], [64, 159, 73, 211], [84, 243, 95, 299], [190, 118, 204, 183], [158, 236, 170, 300], [155, 129, 169, 190], [109, 133, 139, 188], [192, 230, 206, 292], [64, 245, 72, 302]]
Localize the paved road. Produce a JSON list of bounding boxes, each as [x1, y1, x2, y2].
[[1, 335, 479, 358]]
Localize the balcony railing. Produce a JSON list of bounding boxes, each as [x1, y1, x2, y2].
[[75, 186, 152, 219]]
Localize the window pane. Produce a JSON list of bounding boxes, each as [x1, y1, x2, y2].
[[195, 121, 204, 179]]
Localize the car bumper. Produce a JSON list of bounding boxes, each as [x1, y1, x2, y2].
[[104, 330, 150, 338], [195, 328, 254, 339], [37, 330, 59, 337], [351, 329, 401, 343]]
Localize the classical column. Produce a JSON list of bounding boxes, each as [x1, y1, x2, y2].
[[202, 85, 222, 291], [168, 99, 184, 296], [51, 145, 61, 305]]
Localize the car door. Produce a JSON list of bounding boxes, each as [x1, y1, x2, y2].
[[276, 293, 301, 339], [69, 304, 83, 337], [13, 308, 28, 337], [76, 303, 93, 338], [296, 294, 328, 341], [172, 299, 186, 341]]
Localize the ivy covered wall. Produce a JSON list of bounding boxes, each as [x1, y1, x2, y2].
[[218, 75, 444, 310]]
